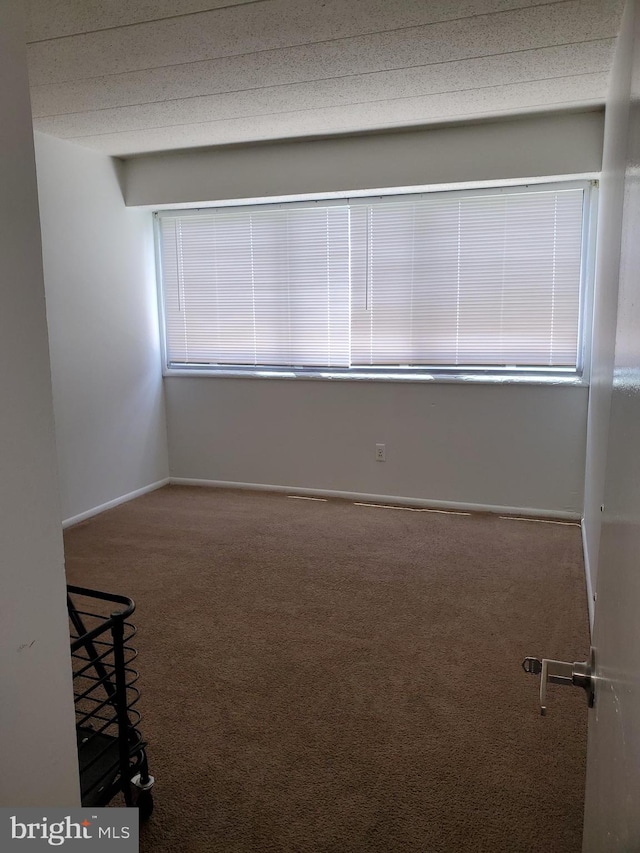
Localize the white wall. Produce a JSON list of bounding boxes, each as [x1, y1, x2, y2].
[[143, 111, 600, 517], [35, 133, 169, 524], [167, 377, 588, 517], [582, 4, 634, 617], [0, 0, 79, 806], [125, 110, 603, 207]]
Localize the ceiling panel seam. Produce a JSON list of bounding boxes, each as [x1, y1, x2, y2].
[[63, 97, 605, 152], [52, 70, 606, 141], [31, 37, 614, 119], [26, 0, 583, 88], [26, 0, 273, 44], [27, 0, 571, 46]]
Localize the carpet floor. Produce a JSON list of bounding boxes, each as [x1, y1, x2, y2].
[[63, 485, 590, 852]]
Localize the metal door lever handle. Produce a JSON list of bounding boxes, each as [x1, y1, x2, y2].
[[522, 647, 595, 715]]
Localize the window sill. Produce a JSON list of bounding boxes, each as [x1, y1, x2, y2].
[[163, 368, 588, 387]]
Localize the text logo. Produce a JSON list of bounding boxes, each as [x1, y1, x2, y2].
[[2, 809, 138, 850]]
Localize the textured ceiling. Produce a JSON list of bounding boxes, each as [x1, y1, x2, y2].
[[26, 0, 624, 157]]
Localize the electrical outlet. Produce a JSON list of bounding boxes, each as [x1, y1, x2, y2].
[[376, 443, 386, 462]]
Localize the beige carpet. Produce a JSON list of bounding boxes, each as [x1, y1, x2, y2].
[[63, 485, 590, 852]]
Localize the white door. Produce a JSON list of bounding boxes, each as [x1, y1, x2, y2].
[[582, 0, 640, 847]]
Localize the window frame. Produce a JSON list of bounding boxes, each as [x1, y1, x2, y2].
[[154, 178, 598, 385]]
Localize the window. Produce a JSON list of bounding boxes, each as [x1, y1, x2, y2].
[[156, 181, 592, 378]]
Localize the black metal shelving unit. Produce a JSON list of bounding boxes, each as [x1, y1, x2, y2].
[[67, 585, 155, 818]]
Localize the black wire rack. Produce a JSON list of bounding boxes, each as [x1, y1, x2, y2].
[[67, 585, 154, 817]]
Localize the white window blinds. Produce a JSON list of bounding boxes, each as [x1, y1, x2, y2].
[[160, 205, 350, 368], [158, 184, 587, 374]]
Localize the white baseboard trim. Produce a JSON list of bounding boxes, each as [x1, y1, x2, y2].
[[62, 478, 170, 529], [581, 519, 595, 635], [169, 478, 581, 521]]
